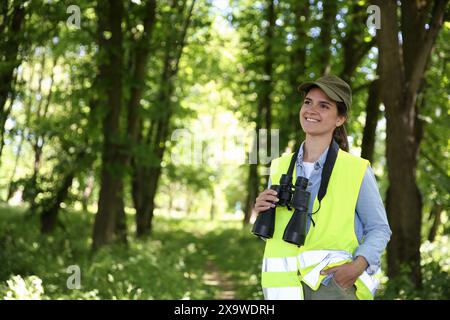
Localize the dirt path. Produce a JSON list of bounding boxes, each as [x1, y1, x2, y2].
[[202, 259, 236, 299]]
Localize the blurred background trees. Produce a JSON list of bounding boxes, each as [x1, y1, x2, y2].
[[0, 0, 448, 300]]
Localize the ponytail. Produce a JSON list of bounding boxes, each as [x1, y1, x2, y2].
[[333, 125, 349, 152], [334, 101, 349, 151]]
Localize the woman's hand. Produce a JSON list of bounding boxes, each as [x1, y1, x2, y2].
[[320, 256, 369, 289], [254, 189, 279, 215]]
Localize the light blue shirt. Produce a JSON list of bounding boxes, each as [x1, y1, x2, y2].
[[268, 142, 392, 277]]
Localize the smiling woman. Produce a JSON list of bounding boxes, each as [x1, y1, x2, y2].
[[253, 75, 392, 300], [298, 76, 351, 153], [300, 88, 348, 152]]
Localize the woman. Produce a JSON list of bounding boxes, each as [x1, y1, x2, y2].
[[254, 75, 391, 300]]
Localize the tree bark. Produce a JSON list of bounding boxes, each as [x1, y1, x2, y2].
[[209, 188, 215, 221], [81, 172, 95, 212], [243, 156, 259, 225], [92, 0, 126, 250], [282, 0, 309, 149], [6, 63, 36, 202], [375, 0, 447, 288], [427, 203, 442, 242], [0, 1, 26, 161], [133, 165, 160, 237], [28, 55, 58, 212], [243, 0, 276, 226], [126, 0, 156, 157], [40, 172, 75, 234], [318, 1, 337, 75], [122, 0, 157, 236], [133, 0, 196, 237], [360, 78, 381, 163], [0, 70, 18, 161], [338, 2, 378, 155]]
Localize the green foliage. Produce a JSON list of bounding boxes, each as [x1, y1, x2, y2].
[[0, 206, 216, 299], [379, 236, 450, 300], [417, 24, 450, 218], [1, 275, 44, 300]]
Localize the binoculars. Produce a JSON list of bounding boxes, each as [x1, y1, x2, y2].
[[251, 174, 311, 246]]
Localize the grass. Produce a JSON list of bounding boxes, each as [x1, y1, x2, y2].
[[0, 205, 264, 300], [0, 204, 448, 300]]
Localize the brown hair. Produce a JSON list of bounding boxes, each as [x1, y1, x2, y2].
[[333, 101, 349, 151]]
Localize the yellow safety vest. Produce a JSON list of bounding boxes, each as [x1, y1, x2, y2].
[[261, 149, 381, 300]]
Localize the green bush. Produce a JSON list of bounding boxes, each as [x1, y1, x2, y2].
[[379, 235, 450, 300], [1, 275, 44, 300], [0, 206, 217, 299]]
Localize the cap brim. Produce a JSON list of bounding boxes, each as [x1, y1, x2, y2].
[[297, 82, 343, 103]]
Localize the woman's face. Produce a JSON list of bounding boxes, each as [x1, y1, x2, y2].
[[299, 87, 346, 137]]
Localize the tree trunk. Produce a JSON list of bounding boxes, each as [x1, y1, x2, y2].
[[126, 0, 156, 162], [0, 1, 26, 161], [338, 2, 377, 150], [209, 186, 216, 221], [263, 0, 275, 179], [318, 0, 337, 75], [81, 173, 95, 212], [168, 186, 174, 216], [28, 55, 58, 212], [40, 172, 75, 234], [282, 0, 309, 150], [243, 158, 258, 225], [0, 70, 18, 161], [133, 0, 196, 237], [7, 61, 38, 202], [92, 0, 126, 250], [243, 0, 276, 226], [123, 0, 157, 235], [360, 78, 381, 163], [427, 203, 442, 243], [133, 166, 159, 237], [186, 199, 193, 216], [375, 0, 447, 288]]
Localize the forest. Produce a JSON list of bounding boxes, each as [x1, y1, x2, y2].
[[0, 0, 448, 300]]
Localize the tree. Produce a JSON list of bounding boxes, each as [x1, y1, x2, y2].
[[242, 0, 277, 225], [375, 0, 448, 287], [0, 0, 27, 163], [278, 0, 310, 155], [92, 0, 126, 249], [318, 0, 338, 75], [132, 0, 197, 237]]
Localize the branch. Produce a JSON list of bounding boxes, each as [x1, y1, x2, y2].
[[353, 81, 373, 94], [420, 152, 449, 183], [172, 0, 197, 77], [374, 0, 404, 107], [408, 0, 448, 95]]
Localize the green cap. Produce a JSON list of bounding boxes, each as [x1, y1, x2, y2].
[[297, 75, 352, 111]]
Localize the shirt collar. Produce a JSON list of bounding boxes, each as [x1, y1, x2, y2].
[[297, 141, 330, 169]]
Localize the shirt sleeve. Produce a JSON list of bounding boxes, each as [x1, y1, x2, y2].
[[353, 166, 392, 274]]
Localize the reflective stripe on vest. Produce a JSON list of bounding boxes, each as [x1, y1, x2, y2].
[[263, 286, 304, 300], [261, 149, 377, 300], [262, 250, 380, 300], [263, 257, 297, 272]]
